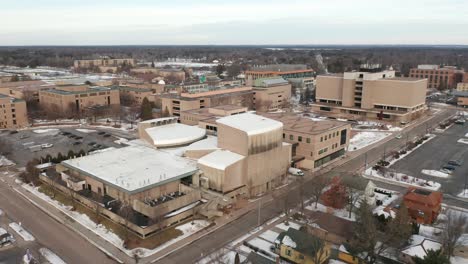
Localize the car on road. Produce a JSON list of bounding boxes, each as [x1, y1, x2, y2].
[[454, 119, 465, 125], [20, 134, 29, 139], [61, 131, 71, 136], [103, 134, 111, 138], [88, 142, 96, 146], [72, 141, 82, 145], [448, 160, 462, 166], [9, 130, 18, 134], [395, 134, 402, 139], [442, 165, 456, 172], [97, 131, 106, 135], [75, 136, 83, 140], [288, 167, 304, 176], [41, 143, 53, 148]]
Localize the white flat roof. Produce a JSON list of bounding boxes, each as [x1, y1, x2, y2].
[[216, 113, 283, 136], [146, 123, 206, 147], [62, 145, 197, 194], [185, 136, 218, 151], [198, 149, 245, 170], [139, 117, 177, 124]]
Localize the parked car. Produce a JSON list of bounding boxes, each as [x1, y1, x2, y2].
[[28, 145, 43, 152], [288, 167, 304, 176], [97, 131, 106, 135], [61, 131, 71, 136], [395, 134, 402, 139], [9, 130, 18, 134], [75, 136, 83, 140], [454, 119, 466, 125], [20, 134, 29, 139], [103, 134, 111, 138], [448, 160, 462, 166], [442, 165, 456, 172], [441, 169, 452, 174], [72, 141, 82, 145], [41, 143, 53, 148], [88, 142, 96, 146]]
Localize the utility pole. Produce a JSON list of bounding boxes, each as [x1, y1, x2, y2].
[[364, 152, 368, 170]]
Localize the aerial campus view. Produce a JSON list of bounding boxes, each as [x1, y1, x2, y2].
[[0, 1, 468, 264]]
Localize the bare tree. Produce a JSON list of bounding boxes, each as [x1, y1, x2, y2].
[[118, 203, 135, 245], [342, 176, 366, 219], [309, 175, 329, 209], [310, 236, 329, 264], [120, 92, 136, 107], [442, 210, 468, 256], [254, 98, 273, 112], [0, 137, 12, 155]]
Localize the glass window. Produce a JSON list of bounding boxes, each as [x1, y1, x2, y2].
[[290, 135, 294, 140], [306, 138, 310, 143], [298, 136, 302, 142], [320, 137, 323, 142]]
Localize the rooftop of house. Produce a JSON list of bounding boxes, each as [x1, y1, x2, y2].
[[404, 187, 442, 207], [42, 86, 118, 95], [61, 145, 198, 194], [401, 235, 442, 259], [276, 228, 324, 257], [260, 113, 349, 135], [305, 211, 354, 240], [144, 123, 206, 147], [217, 113, 283, 136]]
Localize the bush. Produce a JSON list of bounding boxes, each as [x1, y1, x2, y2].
[[393, 153, 400, 159]]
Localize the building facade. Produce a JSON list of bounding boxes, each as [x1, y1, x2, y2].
[[312, 66, 427, 123], [119, 86, 154, 105], [253, 78, 292, 112], [0, 94, 28, 129], [409, 65, 463, 89], [403, 187, 442, 224], [245, 64, 314, 86], [457, 82, 468, 92], [74, 58, 135, 69]]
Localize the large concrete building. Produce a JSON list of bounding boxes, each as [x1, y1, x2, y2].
[[119, 86, 154, 105], [74, 58, 135, 69], [253, 78, 291, 112], [260, 113, 351, 170], [457, 82, 468, 92], [0, 80, 54, 102], [0, 94, 28, 129], [245, 64, 314, 86], [409, 65, 464, 89], [312, 65, 427, 123], [180, 105, 248, 127], [39, 85, 120, 113]]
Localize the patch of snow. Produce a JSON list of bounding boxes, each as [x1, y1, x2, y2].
[[329, 260, 348, 264], [114, 137, 129, 145], [364, 168, 441, 191], [33, 128, 59, 135], [76, 129, 97, 133], [457, 138, 468, 145], [9, 222, 35, 241], [0, 209, 3, 216], [275, 221, 302, 231], [247, 237, 275, 253], [306, 203, 357, 221], [0, 156, 15, 167], [348, 132, 391, 151], [282, 235, 296, 248], [451, 256, 468, 264], [421, 170, 449, 178], [39, 248, 66, 264], [419, 225, 443, 240], [457, 189, 468, 198], [165, 201, 200, 218], [259, 230, 279, 243]]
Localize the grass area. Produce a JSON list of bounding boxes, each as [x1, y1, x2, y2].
[[38, 184, 183, 250]]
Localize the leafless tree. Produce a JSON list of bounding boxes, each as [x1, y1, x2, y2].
[[118, 203, 135, 245], [342, 176, 366, 219], [254, 98, 273, 112], [442, 210, 468, 256], [309, 175, 329, 209], [310, 236, 329, 264], [0, 137, 12, 155], [120, 92, 136, 107]]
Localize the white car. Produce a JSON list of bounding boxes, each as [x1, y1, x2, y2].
[[395, 134, 402, 139], [41, 143, 53, 148], [288, 167, 304, 176]]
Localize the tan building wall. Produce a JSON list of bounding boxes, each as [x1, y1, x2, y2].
[[315, 76, 344, 103], [254, 84, 291, 112], [74, 58, 135, 68], [458, 96, 468, 107], [119, 87, 154, 104], [457, 83, 468, 91], [198, 158, 246, 193], [0, 96, 28, 129]]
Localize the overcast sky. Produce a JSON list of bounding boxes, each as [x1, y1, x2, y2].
[[1, 0, 467, 45]]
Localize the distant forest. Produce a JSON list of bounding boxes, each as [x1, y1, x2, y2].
[[0, 45, 467, 76]]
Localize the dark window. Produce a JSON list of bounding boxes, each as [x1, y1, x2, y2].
[[340, 129, 347, 145]]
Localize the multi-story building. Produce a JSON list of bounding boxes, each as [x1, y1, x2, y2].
[[253, 78, 291, 112], [457, 82, 468, 92], [260, 113, 351, 170], [0, 94, 28, 129], [73, 58, 135, 69], [39, 85, 120, 113], [119, 86, 154, 105], [403, 187, 442, 224], [245, 64, 314, 86], [180, 105, 248, 126], [312, 65, 427, 123], [0, 80, 54, 102], [160, 86, 254, 117], [409, 65, 464, 89], [453, 90, 468, 107]]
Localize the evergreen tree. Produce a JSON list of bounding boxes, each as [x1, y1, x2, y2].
[[413, 249, 450, 264], [140, 97, 153, 121], [349, 202, 379, 263]]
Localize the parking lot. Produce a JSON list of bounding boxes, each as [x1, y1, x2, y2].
[[390, 123, 468, 196], [1, 126, 136, 167]]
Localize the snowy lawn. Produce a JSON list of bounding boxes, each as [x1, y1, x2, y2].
[[418, 225, 443, 240], [364, 168, 441, 191], [246, 237, 276, 255], [33, 129, 59, 135], [259, 230, 280, 243], [421, 169, 450, 178], [9, 222, 35, 241], [305, 203, 356, 221], [348, 132, 391, 151], [0, 156, 15, 167], [76, 129, 97, 133], [275, 221, 302, 231], [39, 248, 66, 264], [373, 189, 400, 219], [458, 189, 468, 198], [22, 184, 210, 258]]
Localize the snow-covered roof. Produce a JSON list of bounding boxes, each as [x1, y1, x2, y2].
[[216, 113, 283, 136], [198, 150, 245, 170], [139, 117, 177, 124], [145, 123, 206, 147], [62, 145, 198, 194], [185, 136, 218, 151], [401, 235, 442, 259]]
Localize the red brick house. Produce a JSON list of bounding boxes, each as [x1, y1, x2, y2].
[[403, 188, 442, 224]]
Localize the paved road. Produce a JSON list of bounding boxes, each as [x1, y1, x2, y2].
[[0, 181, 116, 264], [155, 107, 463, 264]]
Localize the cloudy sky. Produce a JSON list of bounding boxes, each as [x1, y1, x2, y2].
[[1, 0, 467, 45]]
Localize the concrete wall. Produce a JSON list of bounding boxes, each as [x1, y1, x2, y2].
[[316, 76, 343, 101], [132, 189, 201, 218], [362, 79, 427, 109], [198, 157, 246, 193], [254, 84, 291, 111], [39, 89, 120, 113]]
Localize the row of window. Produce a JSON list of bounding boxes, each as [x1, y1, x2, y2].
[[0, 104, 15, 108], [283, 134, 311, 143], [320, 131, 340, 142]]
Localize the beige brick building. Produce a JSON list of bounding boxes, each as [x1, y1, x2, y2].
[[259, 113, 351, 170], [245, 64, 314, 86], [119, 86, 154, 105], [74, 58, 135, 69], [312, 66, 427, 123], [253, 78, 291, 112], [180, 105, 248, 127], [0, 94, 28, 129], [457, 82, 468, 92], [0, 80, 54, 102], [39, 85, 120, 113]]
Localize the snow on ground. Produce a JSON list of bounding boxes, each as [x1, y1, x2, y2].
[[259, 230, 279, 243], [348, 132, 391, 151], [419, 225, 443, 240], [0, 209, 3, 216], [22, 184, 210, 258], [33, 128, 59, 134], [114, 137, 129, 145], [0, 156, 15, 167], [364, 168, 441, 191], [451, 256, 468, 264], [9, 222, 35, 241], [275, 221, 302, 231], [39, 248, 66, 264], [373, 189, 399, 219], [306, 203, 356, 221], [329, 260, 348, 264], [76, 129, 97, 133], [458, 138, 468, 145], [458, 189, 468, 198], [247, 237, 275, 253], [421, 169, 450, 178], [466, 133, 468, 138]]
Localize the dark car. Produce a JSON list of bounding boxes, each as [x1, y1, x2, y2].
[[88, 142, 96, 146], [448, 160, 462, 166], [61, 131, 71, 136], [442, 165, 456, 171], [9, 130, 18, 134], [103, 134, 111, 138], [75, 136, 83, 140], [72, 141, 82, 145], [97, 131, 106, 135]]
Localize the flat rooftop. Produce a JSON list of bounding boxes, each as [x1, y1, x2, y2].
[[260, 113, 348, 135], [198, 149, 245, 170], [62, 145, 198, 194], [42, 86, 118, 95], [145, 123, 206, 147], [217, 113, 283, 136], [379, 77, 425, 82]]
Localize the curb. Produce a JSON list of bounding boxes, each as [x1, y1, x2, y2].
[[13, 187, 124, 264]]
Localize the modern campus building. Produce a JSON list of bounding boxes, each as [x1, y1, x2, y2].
[[312, 65, 427, 123], [260, 113, 351, 170], [39, 85, 120, 113], [118, 86, 154, 105], [0, 80, 55, 102], [245, 64, 314, 86], [73, 58, 135, 69], [180, 105, 248, 127], [0, 94, 28, 129], [253, 78, 292, 112], [457, 82, 468, 92], [409, 65, 464, 89], [453, 90, 468, 107]]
